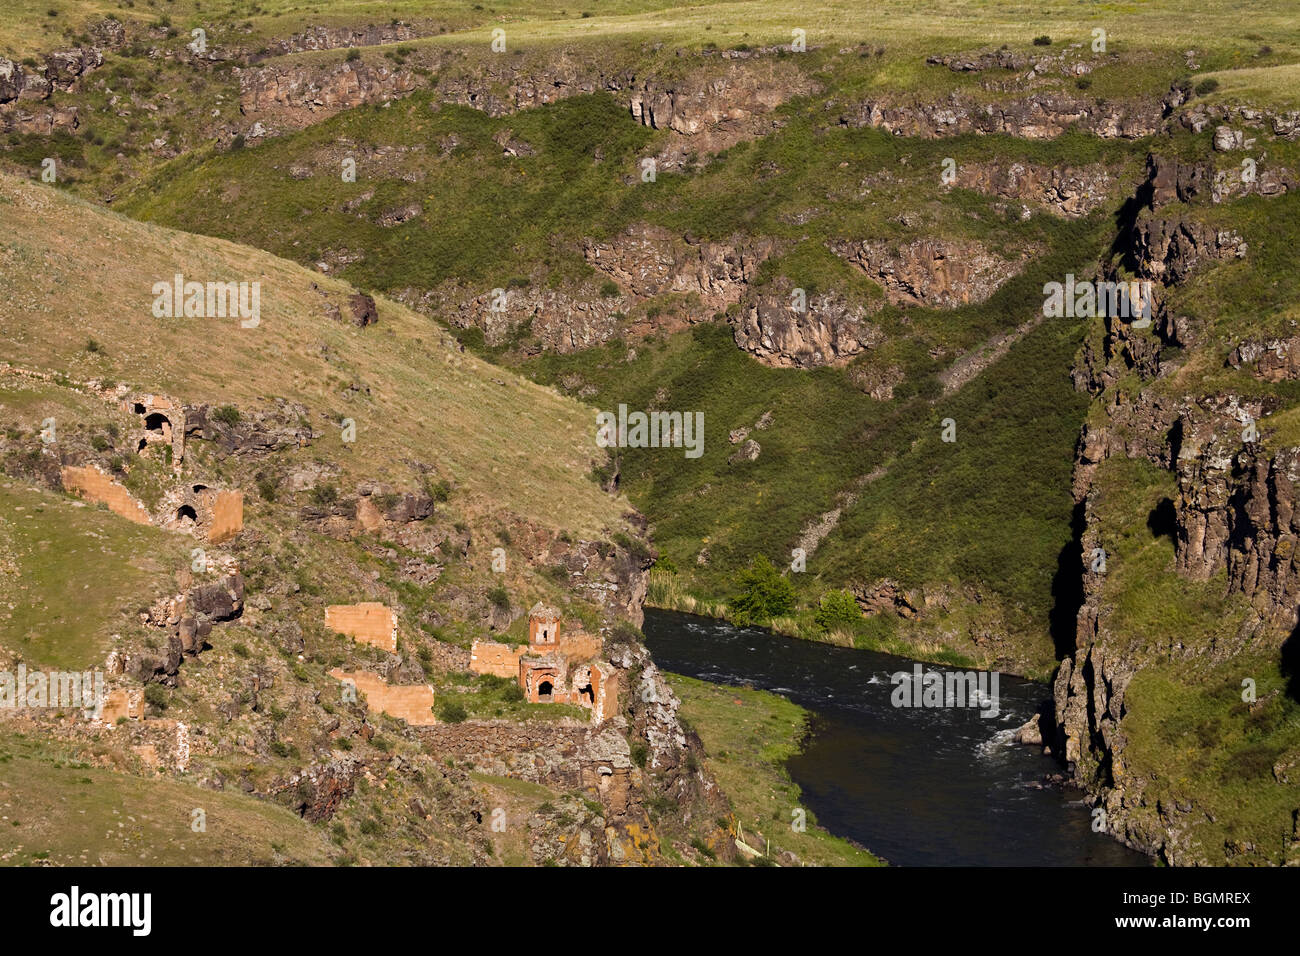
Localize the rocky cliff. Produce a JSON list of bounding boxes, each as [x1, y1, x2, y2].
[[1051, 135, 1300, 864]]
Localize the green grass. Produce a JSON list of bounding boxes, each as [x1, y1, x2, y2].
[[0, 478, 186, 670], [667, 672, 882, 866], [1120, 654, 1300, 865], [0, 731, 337, 865]]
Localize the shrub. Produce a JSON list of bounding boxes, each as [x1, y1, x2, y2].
[[1032, 35, 1052, 46], [309, 483, 339, 508], [612, 531, 653, 563], [211, 404, 241, 427], [143, 684, 168, 712], [729, 555, 796, 626], [345, 48, 361, 62], [256, 473, 279, 502], [437, 700, 467, 723], [423, 477, 451, 502], [486, 585, 510, 610], [814, 590, 862, 631], [1194, 77, 1220, 96], [599, 279, 620, 297]]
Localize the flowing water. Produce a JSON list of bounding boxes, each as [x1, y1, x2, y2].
[[643, 607, 1148, 867]]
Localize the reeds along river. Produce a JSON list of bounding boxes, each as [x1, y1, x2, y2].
[[642, 607, 1148, 867]]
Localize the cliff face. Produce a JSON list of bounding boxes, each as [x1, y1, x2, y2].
[[237, 49, 813, 155], [1051, 135, 1300, 864]]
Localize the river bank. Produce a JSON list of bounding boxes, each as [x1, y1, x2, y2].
[[667, 673, 884, 866], [645, 570, 1055, 681]]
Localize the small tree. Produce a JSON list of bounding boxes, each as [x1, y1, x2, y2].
[[437, 700, 467, 723], [730, 555, 796, 626], [814, 590, 862, 631]]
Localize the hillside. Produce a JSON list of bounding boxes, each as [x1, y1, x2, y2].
[[0, 171, 751, 865], [0, 0, 1298, 870]]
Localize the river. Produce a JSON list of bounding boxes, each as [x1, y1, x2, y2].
[[642, 607, 1148, 866]]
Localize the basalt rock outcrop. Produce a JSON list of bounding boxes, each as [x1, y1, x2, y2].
[[0, 47, 104, 104], [437, 225, 770, 352], [238, 60, 421, 132], [0, 44, 106, 135], [731, 284, 883, 368], [952, 161, 1120, 217], [435, 285, 628, 352], [841, 91, 1163, 141], [238, 49, 814, 159], [583, 224, 774, 311], [254, 22, 428, 60], [1145, 152, 1294, 207], [830, 237, 1024, 309], [184, 400, 314, 456]]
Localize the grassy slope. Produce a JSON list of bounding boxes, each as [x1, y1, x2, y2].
[[0, 172, 628, 538], [0, 730, 337, 865], [667, 672, 881, 866], [0, 171, 654, 868], [0, 478, 187, 670], [14, 0, 1300, 57]]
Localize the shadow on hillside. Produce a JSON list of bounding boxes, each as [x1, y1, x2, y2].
[[1147, 497, 1177, 542], [1283, 621, 1300, 703], [1048, 502, 1087, 660]]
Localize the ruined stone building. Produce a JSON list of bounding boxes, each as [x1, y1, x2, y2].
[[470, 602, 619, 722]]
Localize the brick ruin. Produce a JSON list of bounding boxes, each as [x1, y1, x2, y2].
[[164, 484, 244, 543], [55, 390, 245, 544], [325, 602, 398, 652], [471, 603, 619, 723], [97, 687, 144, 725], [325, 603, 437, 725], [60, 463, 152, 525], [124, 393, 185, 471], [328, 669, 437, 726]]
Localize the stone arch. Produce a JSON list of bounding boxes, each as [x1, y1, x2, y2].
[[144, 412, 171, 433], [176, 504, 197, 524], [537, 679, 554, 701]]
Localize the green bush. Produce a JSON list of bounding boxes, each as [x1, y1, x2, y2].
[[438, 700, 468, 723], [309, 483, 338, 508], [143, 684, 168, 712], [1194, 77, 1220, 96], [814, 590, 862, 631], [729, 555, 796, 626], [210, 404, 241, 427], [486, 584, 510, 611]]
